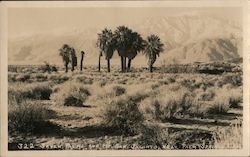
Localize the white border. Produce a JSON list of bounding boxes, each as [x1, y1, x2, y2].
[[1, 0, 249, 157]]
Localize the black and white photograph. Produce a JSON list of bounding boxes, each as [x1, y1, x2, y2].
[[0, 0, 249, 156]]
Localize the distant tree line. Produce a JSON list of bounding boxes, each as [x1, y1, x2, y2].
[[59, 25, 164, 73]]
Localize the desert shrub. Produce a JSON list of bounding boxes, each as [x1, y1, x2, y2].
[[76, 76, 93, 84], [8, 83, 53, 103], [180, 79, 197, 91], [49, 74, 69, 84], [169, 130, 214, 149], [226, 87, 243, 108], [8, 100, 54, 135], [151, 83, 160, 89], [117, 78, 128, 84], [141, 89, 195, 121], [95, 85, 127, 100], [229, 94, 242, 108], [207, 96, 230, 114], [103, 98, 144, 135], [213, 119, 242, 149], [15, 74, 31, 82], [221, 73, 242, 86], [8, 65, 18, 73], [8, 73, 18, 82], [112, 86, 126, 96], [127, 91, 149, 103], [39, 62, 58, 73], [33, 73, 48, 82], [97, 79, 107, 87], [138, 124, 168, 149], [196, 88, 215, 101], [187, 101, 210, 118], [51, 81, 91, 107]]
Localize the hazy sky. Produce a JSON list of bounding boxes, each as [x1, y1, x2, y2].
[[8, 7, 242, 38]]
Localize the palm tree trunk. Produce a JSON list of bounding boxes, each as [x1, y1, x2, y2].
[[98, 53, 101, 72], [65, 63, 68, 73], [107, 59, 110, 72], [123, 57, 127, 72], [120, 56, 124, 72], [80, 52, 84, 71], [127, 59, 132, 72], [149, 64, 153, 73]]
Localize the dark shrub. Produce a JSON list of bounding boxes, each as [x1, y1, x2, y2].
[[64, 96, 83, 107], [229, 95, 242, 108], [8, 101, 55, 135], [138, 124, 167, 149], [15, 74, 31, 82], [34, 74, 48, 82], [49, 75, 69, 84], [50, 82, 91, 107], [222, 74, 242, 86], [207, 96, 230, 114], [8, 83, 53, 103], [103, 99, 144, 135], [112, 86, 126, 96], [32, 86, 53, 100], [40, 62, 58, 73]]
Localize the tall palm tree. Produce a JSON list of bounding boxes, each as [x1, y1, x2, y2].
[[59, 44, 71, 73], [126, 32, 145, 72], [114, 26, 133, 72], [80, 51, 85, 71], [143, 35, 164, 73], [70, 47, 77, 72], [98, 51, 102, 72], [96, 28, 116, 72]]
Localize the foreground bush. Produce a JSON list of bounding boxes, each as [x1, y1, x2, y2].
[[51, 81, 91, 107], [138, 124, 167, 149], [8, 82, 53, 103], [207, 95, 230, 114], [213, 119, 242, 149], [8, 101, 54, 135], [103, 98, 144, 135], [140, 89, 195, 121]]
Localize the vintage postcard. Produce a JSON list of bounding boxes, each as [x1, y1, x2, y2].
[[0, 0, 249, 156]]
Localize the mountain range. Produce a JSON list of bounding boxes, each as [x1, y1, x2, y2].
[[8, 14, 242, 66]]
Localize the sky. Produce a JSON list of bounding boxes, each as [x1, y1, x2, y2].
[[8, 7, 242, 38]]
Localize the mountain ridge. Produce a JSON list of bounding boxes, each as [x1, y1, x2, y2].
[[8, 15, 242, 65]]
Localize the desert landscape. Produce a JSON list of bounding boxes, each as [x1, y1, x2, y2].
[[7, 7, 243, 150]]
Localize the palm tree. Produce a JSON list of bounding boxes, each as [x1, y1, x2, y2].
[[59, 44, 71, 73], [97, 28, 116, 72], [80, 51, 85, 71], [98, 51, 102, 72], [126, 32, 145, 72], [70, 47, 77, 72], [114, 26, 133, 72], [143, 35, 164, 73]]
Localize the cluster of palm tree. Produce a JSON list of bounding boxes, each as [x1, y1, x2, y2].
[[97, 26, 164, 73], [59, 44, 78, 72]]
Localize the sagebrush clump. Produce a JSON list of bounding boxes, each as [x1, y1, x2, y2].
[[103, 98, 144, 135], [207, 95, 230, 114], [140, 89, 196, 121], [8, 82, 53, 103], [51, 81, 91, 107], [8, 100, 54, 135]]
